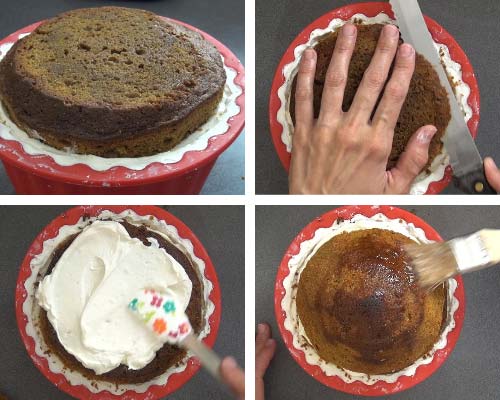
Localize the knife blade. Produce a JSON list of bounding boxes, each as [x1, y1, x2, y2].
[[389, 0, 495, 194]]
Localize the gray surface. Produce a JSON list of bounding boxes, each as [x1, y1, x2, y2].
[[0, 205, 244, 399], [0, 0, 244, 195], [256, 205, 500, 399], [256, 0, 500, 194]]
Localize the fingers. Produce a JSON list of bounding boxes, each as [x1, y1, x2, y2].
[[256, 323, 270, 353], [295, 49, 317, 129], [373, 43, 415, 131], [220, 357, 245, 400], [484, 157, 500, 192], [318, 23, 357, 125], [290, 125, 309, 194], [388, 125, 437, 193], [255, 323, 276, 378], [292, 49, 317, 185], [349, 24, 400, 122]]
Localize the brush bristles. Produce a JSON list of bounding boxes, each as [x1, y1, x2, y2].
[[405, 242, 459, 290]]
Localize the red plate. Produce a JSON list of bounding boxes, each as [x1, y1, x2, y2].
[[15, 205, 222, 400], [274, 205, 465, 396], [0, 18, 244, 192], [269, 2, 480, 194]]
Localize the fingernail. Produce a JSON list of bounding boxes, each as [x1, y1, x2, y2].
[[224, 356, 237, 369], [417, 127, 437, 144], [385, 24, 399, 37], [485, 157, 497, 169], [266, 339, 275, 348], [303, 49, 314, 59], [400, 44, 414, 57], [302, 49, 315, 65], [343, 23, 356, 36], [257, 323, 267, 335]]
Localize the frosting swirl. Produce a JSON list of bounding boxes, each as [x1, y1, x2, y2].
[[37, 220, 192, 375]]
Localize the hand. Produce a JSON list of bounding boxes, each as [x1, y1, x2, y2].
[[484, 157, 500, 193], [220, 356, 245, 399], [256, 323, 276, 400], [289, 23, 437, 194]]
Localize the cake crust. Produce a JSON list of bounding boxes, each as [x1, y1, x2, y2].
[[290, 23, 451, 170], [37, 220, 205, 384], [0, 7, 226, 157], [296, 228, 447, 375]]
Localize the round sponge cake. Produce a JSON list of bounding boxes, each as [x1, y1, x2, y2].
[[0, 7, 226, 157], [290, 23, 451, 170], [296, 228, 446, 374]]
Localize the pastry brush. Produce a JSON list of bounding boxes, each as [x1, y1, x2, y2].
[[405, 229, 500, 290], [128, 288, 221, 380]]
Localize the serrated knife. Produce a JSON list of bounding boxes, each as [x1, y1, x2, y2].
[[389, 0, 496, 194]]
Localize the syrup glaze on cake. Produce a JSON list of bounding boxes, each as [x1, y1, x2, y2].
[[0, 7, 226, 157], [296, 228, 446, 374], [289, 23, 451, 170]]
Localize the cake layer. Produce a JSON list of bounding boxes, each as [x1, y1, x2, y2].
[[38, 219, 204, 384], [0, 7, 226, 157], [38, 220, 193, 375], [289, 23, 451, 170], [296, 228, 446, 374]]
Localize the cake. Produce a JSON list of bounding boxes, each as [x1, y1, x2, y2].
[[0, 7, 226, 158], [36, 218, 204, 384], [289, 23, 451, 170], [296, 228, 446, 374]]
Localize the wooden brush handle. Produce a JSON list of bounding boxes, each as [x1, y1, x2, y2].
[[479, 229, 500, 264]]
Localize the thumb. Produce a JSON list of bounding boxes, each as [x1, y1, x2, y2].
[[387, 125, 437, 194], [220, 356, 245, 399], [484, 157, 500, 192]]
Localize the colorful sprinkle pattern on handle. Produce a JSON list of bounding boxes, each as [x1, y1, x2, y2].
[[128, 289, 192, 344]]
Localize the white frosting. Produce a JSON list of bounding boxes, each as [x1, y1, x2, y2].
[[281, 212, 459, 386], [36, 220, 192, 375], [276, 13, 472, 195], [22, 209, 215, 395], [0, 33, 242, 172]]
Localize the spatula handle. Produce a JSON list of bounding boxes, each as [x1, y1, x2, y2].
[[182, 333, 222, 381], [454, 166, 497, 194]]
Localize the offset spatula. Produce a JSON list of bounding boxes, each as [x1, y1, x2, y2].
[[389, 0, 496, 194]]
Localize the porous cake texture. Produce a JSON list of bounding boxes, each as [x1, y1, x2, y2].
[[0, 7, 226, 157]]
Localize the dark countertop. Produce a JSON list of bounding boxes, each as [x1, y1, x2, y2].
[[0, 205, 245, 399], [0, 0, 245, 195], [256, 0, 500, 194], [256, 205, 500, 399]]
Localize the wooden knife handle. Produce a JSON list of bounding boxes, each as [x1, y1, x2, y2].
[[454, 166, 497, 194]]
